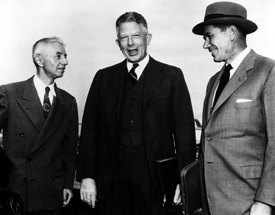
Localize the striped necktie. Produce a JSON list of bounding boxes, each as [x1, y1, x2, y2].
[[43, 87, 51, 117], [128, 63, 139, 85]]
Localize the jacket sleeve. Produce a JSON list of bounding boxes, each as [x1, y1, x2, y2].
[[254, 64, 275, 206], [62, 97, 79, 189], [76, 71, 101, 181], [0, 85, 8, 131], [172, 68, 196, 173]]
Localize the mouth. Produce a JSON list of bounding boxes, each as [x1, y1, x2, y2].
[[128, 49, 138, 56], [209, 47, 217, 56]]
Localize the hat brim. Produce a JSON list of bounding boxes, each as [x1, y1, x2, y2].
[[192, 17, 258, 35]]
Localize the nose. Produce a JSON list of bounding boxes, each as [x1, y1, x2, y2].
[[203, 39, 210, 49], [62, 57, 68, 65], [128, 37, 134, 46]]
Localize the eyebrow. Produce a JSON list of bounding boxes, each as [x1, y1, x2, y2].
[[203, 32, 211, 40], [56, 51, 67, 56]]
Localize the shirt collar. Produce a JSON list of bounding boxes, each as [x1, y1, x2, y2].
[[228, 47, 251, 78], [33, 75, 56, 97], [127, 54, 150, 79]]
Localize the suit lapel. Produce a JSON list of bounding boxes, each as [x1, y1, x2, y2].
[[143, 57, 164, 108], [110, 60, 127, 121], [31, 86, 67, 153], [18, 77, 45, 132], [209, 50, 256, 117]]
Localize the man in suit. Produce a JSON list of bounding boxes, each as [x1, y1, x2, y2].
[[193, 2, 275, 215], [0, 37, 79, 215], [76, 12, 196, 215]]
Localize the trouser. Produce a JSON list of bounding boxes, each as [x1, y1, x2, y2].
[[97, 141, 166, 215]]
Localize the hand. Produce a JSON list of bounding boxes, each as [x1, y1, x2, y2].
[[173, 184, 181, 205], [250, 201, 272, 215], [63, 189, 73, 207], [80, 178, 97, 208]]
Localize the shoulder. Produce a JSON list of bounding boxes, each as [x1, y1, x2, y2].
[[148, 56, 183, 78], [56, 87, 76, 103], [96, 60, 126, 76], [0, 77, 33, 93]]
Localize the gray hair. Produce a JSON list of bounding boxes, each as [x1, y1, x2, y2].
[[32, 37, 65, 66]]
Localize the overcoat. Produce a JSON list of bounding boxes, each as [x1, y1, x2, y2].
[[201, 50, 275, 215], [77, 57, 196, 202], [0, 77, 78, 212]]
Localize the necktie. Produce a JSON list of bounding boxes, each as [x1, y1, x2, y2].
[[212, 64, 232, 108], [43, 87, 51, 118], [128, 63, 139, 85]]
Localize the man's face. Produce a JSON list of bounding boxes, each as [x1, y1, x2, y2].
[[116, 22, 152, 63], [40, 42, 68, 79], [203, 25, 232, 63]]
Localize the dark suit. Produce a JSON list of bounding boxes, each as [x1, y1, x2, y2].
[[0, 77, 78, 212], [201, 50, 275, 215], [77, 57, 196, 214]]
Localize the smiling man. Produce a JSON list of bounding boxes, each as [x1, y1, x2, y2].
[[0, 37, 78, 215], [76, 12, 196, 215], [193, 2, 275, 215]]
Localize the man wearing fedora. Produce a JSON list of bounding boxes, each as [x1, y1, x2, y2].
[[193, 1, 275, 215]]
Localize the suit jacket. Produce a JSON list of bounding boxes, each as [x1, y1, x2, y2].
[[201, 50, 275, 215], [0, 145, 13, 187], [77, 56, 196, 202], [0, 77, 78, 212]]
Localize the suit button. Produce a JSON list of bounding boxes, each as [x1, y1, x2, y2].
[[20, 133, 24, 137], [52, 179, 55, 183], [27, 157, 33, 162], [130, 120, 134, 123], [206, 137, 212, 141], [21, 178, 26, 181], [52, 159, 55, 163]]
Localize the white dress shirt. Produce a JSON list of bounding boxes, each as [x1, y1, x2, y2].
[[127, 54, 150, 80], [33, 75, 56, 106]]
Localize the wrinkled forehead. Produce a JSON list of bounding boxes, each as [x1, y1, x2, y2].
[[116, 21, 147, 35]]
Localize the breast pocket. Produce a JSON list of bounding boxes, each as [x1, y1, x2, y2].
[[234, 99, 260, 109]]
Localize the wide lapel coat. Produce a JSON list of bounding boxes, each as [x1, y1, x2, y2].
[[202, 50, 275, 215], [0, 76, 78, 212], [77, 56, 196, 202]]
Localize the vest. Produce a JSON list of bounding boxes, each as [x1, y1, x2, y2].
[[118, 70, 145, 147]]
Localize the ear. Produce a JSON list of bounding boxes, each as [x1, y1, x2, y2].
[[34, 54, 44, 68], [115, 39, 121, 50], [229, 25, 237, 40], [146, 33, 152, 46]]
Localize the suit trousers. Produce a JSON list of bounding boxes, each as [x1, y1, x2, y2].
[[98, 140, 166, 215], [23, 210, 61, 215]]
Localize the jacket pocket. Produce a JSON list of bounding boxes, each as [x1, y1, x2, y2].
[[235, 99, 260, 109], [241, 165, 262, 179]]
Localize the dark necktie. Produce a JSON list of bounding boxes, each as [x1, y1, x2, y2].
[[128, 63, 139, 85], [212, 64, 232, 108], [43, 87, 51, 118]]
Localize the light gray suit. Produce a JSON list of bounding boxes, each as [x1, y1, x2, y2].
[[201, 50, 275, 215]]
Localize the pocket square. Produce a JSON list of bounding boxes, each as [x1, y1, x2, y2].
[[236, 99, 253, 103]]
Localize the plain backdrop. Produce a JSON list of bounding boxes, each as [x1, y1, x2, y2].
[[0, 0, 274, 122]]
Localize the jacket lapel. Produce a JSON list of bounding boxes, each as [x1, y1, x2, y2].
[[17, 77, 45, 132], [143, 57, 164, 108], [30, 86, 67, 153], [209, 50, 256, 117], [110, 60, 127, 121]]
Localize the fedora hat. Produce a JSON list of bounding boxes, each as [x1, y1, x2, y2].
[[192, 1, 257, 35]]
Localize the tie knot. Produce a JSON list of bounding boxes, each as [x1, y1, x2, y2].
[[45, 86, 50, 93], [225, 64, 232, 72], [132, 63, 139, 70]]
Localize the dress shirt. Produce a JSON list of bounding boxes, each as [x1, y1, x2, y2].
[[33, 75, 56, 106], [211, 47, 251, 107], [127, 54, 150, 80]]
